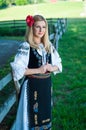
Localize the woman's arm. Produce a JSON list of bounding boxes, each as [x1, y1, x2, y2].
[[24, 65, 47, 75], [24, 62, 59, 76], [10, 42, 30, 81]]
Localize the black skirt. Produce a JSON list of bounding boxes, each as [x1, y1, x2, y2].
[[26, 74, 52, 130]]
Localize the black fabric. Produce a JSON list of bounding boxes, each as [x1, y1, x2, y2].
[[26, 47, 52, 129], [28, 76, 51, 128], [28, 47, 51, 68]]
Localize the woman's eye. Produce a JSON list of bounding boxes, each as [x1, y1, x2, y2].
[[35, 26, 40, 28], [43, 26, 46, 28], [35, 26, 46, 28]]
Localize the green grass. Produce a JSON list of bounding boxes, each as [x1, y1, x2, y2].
[[0, 18, 86, 130], [52, 18, 86, 130], [0, 1, 85, 21], [0, 36, 23, 41]]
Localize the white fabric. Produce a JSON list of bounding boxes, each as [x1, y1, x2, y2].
[[39, 43, 47, 65], [10, 42, 30, 81], [51, 44, 62, 75], [15, 80, 29, 130], [10, 41, 62, 81]]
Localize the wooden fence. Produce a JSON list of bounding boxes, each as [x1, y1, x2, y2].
[[0, 18, 64, 28], [0, 18, 67, 130], [0, 18, 67, 36]]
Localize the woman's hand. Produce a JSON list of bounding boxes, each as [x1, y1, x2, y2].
[[24, 63, 58, 76], [38, 63, 58, 74], [38, 65, 47, 74], [46, 63, 58, 73], [46, 63, 53, 72]]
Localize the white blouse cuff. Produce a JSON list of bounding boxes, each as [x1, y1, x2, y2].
[[53, 63, 62, 75], [10, 62, 26, 81]]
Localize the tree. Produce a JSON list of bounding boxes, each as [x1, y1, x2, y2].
[[0, 0, 7, 7]]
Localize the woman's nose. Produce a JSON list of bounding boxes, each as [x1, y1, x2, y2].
[[39, 27, 42, 32]]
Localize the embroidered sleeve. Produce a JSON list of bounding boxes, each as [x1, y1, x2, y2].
[[51, 44, 62, 75], [10, 42, 30, 81]]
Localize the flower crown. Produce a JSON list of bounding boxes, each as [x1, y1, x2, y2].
[[26, 15, 34, 27]]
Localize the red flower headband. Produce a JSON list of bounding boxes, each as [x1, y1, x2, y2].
[[26, 15, 34, 27]]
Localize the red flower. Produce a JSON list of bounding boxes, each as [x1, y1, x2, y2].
[[26, 15, 34, 27]]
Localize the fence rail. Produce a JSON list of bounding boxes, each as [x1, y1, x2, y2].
[[0, 18, 59, 28], [0, 18, 67, 130], [0, 18, 67, 36]]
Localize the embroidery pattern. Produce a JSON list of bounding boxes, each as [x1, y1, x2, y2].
[[32, 48, 51, 67], [17, 50, 28, 55], [42, 118, 50, 123], [33, 91, 38, 125], [17, 44, 29, 56], [19, 44, 29, 50], [31, 122, 51, 130]]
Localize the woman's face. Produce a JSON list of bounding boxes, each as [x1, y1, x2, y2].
[[33, 20, 46, 39]]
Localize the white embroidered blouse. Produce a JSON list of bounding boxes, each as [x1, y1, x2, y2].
[[10, 41, 62, 81]]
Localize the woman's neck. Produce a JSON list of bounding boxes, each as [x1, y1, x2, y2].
[[33, 37, 41, 44]]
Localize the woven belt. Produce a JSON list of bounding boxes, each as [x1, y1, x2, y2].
[[28, 73, 51, 79]]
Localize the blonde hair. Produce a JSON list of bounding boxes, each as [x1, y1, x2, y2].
[[25, 15, 51, 52]]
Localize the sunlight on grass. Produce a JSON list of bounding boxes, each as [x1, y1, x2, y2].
[[0, 1, 85, 21]]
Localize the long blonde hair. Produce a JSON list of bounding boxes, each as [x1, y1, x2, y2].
[[25, 15, 51, 52]]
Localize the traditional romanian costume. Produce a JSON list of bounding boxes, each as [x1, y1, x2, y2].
[[10, 41, 62, 130]]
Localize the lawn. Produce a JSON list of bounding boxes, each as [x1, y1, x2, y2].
[[52, 18, 86, 130], [0, 1, 85, 21]]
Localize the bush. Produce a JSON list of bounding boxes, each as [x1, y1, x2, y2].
[[0, 0, 46, 7], [15, 0, 28, 5], [0, 0, 8, 8], [29, 0, 45, 4], [0, 27, 25, 36]]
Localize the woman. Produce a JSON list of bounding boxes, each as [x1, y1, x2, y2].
[[11, 15, 62, 130]]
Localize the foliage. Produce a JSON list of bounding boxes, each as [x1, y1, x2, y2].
[[0, 27, 25, 36], [0, 0, 8, 8], [29, 0, 45, 4], [15, 0, 28, 5], [0, 0, 46, 7]]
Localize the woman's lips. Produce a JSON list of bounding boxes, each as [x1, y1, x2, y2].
[[38, 33, 43, 35]]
